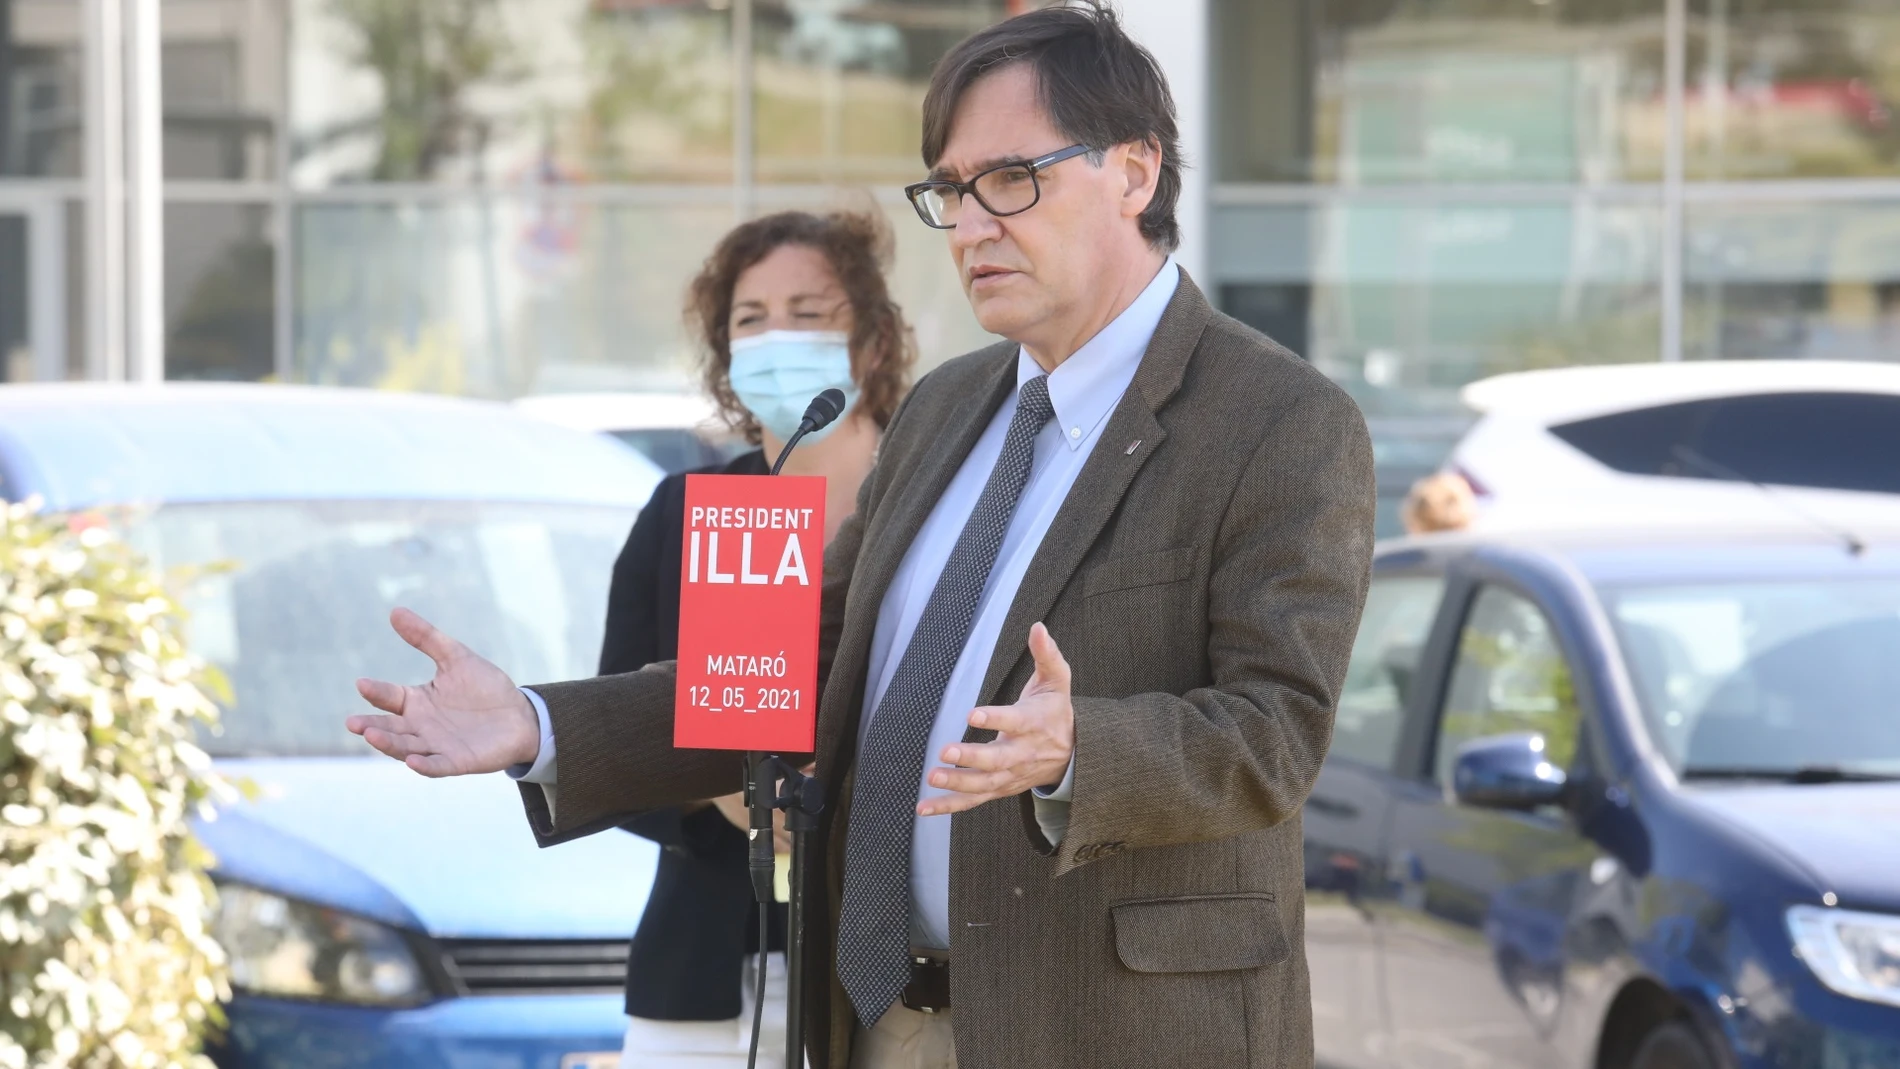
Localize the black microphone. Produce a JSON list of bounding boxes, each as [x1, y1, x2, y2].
[[802, 387, 847, 434], [747, 756, 777, 904], [769, 388, 849, 475]]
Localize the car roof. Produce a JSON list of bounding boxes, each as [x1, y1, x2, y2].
[[1460, 360, 1900, 422], [0, 383, 664, 510], [511, 391, 725, 434], [1378, 521, 1900, 587]]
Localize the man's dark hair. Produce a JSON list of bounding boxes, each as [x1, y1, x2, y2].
[[920, 3, 1184, 252]]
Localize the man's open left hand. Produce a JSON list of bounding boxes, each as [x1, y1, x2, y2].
[[917, 622, 1073, 816]]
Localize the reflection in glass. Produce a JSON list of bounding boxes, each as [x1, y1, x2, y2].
[[291, 0, 545, 185], [294, 192, 986, 399], [288, 0, 1018, 187], [162, 0, 286, 180], [1687, 200, 1900, 362], [165, 202, 277, 381], [1335, 575, 1447, 770], [1687, 0, 1900, 180], [579, 1, 735, 183], [0, 213, 24, 379], [1214, 0, 1667, 185], [753, 0, 1008, 184], [1214, 199, 1661, 417], [1435, 586, 1581, 788], [1607, 578, 1900, 777], [1, 0, 85, 177], [291, 0, 735, 185], [128, 500, 631, 757], [295, 196, 731, 395]]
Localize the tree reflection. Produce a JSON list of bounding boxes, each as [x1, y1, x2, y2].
[[316, 0, 525, 181]]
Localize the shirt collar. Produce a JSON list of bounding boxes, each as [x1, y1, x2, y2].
[[1015, 259, 1181, 452]]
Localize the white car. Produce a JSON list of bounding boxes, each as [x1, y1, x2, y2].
[[1446, 360, 1900, 533], [0, 382, 666, 1064], [512, 391, 744, 474]]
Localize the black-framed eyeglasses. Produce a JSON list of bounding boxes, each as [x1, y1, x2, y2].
[[903, 144, 1093, 229]]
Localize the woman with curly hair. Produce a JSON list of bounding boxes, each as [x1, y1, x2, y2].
[[600, 210, 916, 1067]]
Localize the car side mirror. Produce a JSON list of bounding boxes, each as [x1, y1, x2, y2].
[[1452, 732, 1568, 810]]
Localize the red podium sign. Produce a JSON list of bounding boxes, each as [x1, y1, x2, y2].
[[674, 475, 825, 752]]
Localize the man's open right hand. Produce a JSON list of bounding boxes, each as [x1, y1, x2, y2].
[[346, 607, 541, 777]]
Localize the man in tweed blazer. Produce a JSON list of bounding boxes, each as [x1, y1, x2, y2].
[[349, 6, 1375, 1067]]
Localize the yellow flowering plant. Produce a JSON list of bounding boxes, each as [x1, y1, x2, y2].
[[1, 501, 232, 1069]]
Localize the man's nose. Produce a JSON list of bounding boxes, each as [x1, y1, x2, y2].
[[950, 198, 1004, 250]]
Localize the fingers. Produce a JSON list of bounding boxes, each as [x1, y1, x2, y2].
[[926, 764, 1016, 798], [917, 787, 1004, 817], [968, 694, 1062, 735], [1024, 621, 1071, 693], [406, 753, 461, 778], [361, 726, 435, 760], [938, 738, 1029, 774], [389, 607, 465, 671], [355, 677, 407, 715], [346, 711, 412, 738]]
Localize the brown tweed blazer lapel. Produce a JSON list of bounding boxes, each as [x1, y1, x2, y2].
[[969, 274, 1211, 714], [814, 347, 1018, 773]]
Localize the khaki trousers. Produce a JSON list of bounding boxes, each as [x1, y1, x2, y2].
[[848, 1006, 956, 1069]]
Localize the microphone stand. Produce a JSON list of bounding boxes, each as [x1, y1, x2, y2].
[[745, 755, 822, 1069], [746, 389, 843, 1069]]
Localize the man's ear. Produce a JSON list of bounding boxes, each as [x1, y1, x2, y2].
[[1119, 137, 1162, 222]]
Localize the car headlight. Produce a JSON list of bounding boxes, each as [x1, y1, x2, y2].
[[213, 883, 431, 1006], [1787, 904, 1900, 1008]]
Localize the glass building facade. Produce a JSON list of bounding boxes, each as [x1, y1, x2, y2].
[[3, 0, 1898, 420], [0, 0, 1015, 394], [1211, 0, 1900, 419]]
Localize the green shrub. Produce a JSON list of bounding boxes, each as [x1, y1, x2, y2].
[[0, 501, 230, 1069]]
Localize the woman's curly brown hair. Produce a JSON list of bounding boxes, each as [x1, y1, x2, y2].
[[687, 210, 918, 445]]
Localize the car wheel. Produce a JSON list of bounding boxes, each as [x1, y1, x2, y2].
[[1629, 1021, 1716, 1069]]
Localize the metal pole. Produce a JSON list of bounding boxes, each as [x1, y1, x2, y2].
[[785, 809, 812, 1069], [1660, 0, 1686, 362], [27, 199, 65, 382], [84, 0, 126, 382], [1704, 0, 1728, 359], [126, 0, 165, 383], [274, 0, 295, 382], [733, 0, 754, 223]]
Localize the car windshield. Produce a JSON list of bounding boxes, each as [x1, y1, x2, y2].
[[125, 500, 634, 758], [1603, 577, 1900, 781]]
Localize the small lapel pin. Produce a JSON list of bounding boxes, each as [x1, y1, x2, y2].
[[1125, 439, 1142, 455]]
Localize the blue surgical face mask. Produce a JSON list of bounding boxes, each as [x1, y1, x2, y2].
[[727, 330, 860, 444]]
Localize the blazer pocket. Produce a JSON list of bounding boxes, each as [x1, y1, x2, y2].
[[1111, 893, 1289, 974], [1083, 545, 1198, 598]]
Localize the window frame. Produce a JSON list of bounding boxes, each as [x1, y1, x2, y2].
[[1329, 568, 1452, 774], [1392, 554, 1611, 790]]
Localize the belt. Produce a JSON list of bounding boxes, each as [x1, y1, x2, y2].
[[900, 949, 951, 1014]]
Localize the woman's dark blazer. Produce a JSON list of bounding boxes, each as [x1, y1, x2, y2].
[[603, 448, 787, 1021]]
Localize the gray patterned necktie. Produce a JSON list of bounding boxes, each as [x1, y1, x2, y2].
[[836, 374, 1056, 1026]]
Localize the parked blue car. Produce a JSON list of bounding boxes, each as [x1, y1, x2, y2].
[[0, 383, 667, 1069], [1307, 524, 1900, 1069]]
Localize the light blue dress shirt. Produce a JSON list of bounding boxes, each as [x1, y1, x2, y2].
[[516, 259, 1181, 951], [859, 259, 1178, 949]]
